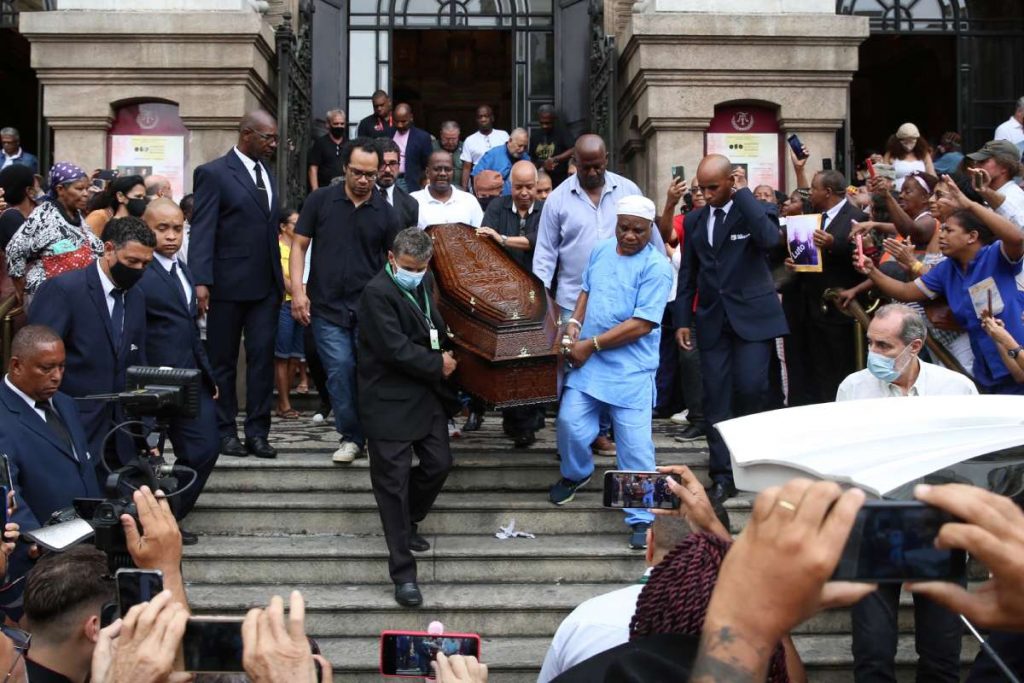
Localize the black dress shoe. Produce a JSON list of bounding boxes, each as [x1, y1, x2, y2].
[[180, 528, 199, 546], [394, 582, 423, 607], [245, 437, 277, 459], [220, 435, 247, 457], [674, 424, 707, 442], [707, 481, 738, 505], [513, 431, 537, 448], [463, 412, 484, 432], [409, 532, 430, 552]]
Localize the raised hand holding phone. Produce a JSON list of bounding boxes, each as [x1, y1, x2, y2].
[[855, 234, 866, 270]]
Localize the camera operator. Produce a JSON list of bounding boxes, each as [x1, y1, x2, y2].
[[28, 217, 154, 465], [137, 198, 219, 543]]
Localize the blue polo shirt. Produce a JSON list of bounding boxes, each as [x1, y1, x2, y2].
[[916, 241, 1024, 389], [471, 145, 531, 195]]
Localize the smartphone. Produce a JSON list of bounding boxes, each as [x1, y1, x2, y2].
[[602, 470, 680, 510], [380, 631, 481, 678], [822, 158, 833, 171], [115, 568, 163, 617], [0, 454, 12, 493], [855, 233, 866, 269], [671, 165, 686, 182], [183, 617, 246, 673], [787, 134, 809, 160], [100, 601, 119, 628], [866, 158, 876, 179], [973, 170, 985, 190], [832, 501, 966, 583]]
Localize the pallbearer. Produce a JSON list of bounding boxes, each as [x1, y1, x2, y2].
[[549, 195, 673, 550]]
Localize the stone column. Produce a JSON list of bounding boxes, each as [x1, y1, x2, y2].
[[20, 1, 276, 192], [616, 1, 869, 197]]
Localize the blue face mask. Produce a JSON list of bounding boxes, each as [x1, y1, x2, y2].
[[391, 262, 425, 291], [866, 346, 911, 383]]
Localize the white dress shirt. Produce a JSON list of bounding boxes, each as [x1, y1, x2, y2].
[[96, 260, 119, 318], [4, 375, 47, 421], [821, 197, 848, 230], [836, 359, 978, 401], [707, 199, 734, 244], [995, 116, 1024, 146], [460, 129, 510, 166], [1, 148, 23, 170], [153, 252, 192, 306], [233, 146, 273, 211], [410, 187, 484, 230]]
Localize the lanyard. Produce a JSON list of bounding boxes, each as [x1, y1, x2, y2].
[[386, 263, 434, 329]]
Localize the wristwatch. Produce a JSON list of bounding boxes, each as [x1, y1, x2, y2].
[[1009, 347, 1024, 359], [500, 235, 508, 246]]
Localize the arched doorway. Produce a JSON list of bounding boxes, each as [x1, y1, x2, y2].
[[838, 0, 1024, 155]]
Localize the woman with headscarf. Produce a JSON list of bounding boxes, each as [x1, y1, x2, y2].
[[5, 162, 104, 304], [883, 122, 936, 190]]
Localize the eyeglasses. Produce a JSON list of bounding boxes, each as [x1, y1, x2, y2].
[[381, 161, 400, 169], [348, 168, 378, 180], [245, 129, 279, 143], [1, 624, 30, 680]]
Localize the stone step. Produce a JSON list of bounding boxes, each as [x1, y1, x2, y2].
[[202, 450, 711, 493], [187, 491, 754, 536]]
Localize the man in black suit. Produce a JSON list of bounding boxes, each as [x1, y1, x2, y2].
[[29, 217, 154, 465], [391, 103, 434, 192], [188, 110, 283, 460], [356, 228, 461, 607], [376, 138, 419, 229], [138, 199, 219, 536], [674, 155, 789, 503], [782, 169, 868, 405]]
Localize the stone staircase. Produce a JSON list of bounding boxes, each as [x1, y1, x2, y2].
[[182, 413, 978, 681]]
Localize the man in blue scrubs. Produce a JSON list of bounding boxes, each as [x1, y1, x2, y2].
[[550, 195, 673, 549]]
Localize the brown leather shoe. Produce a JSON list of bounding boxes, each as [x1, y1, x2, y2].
[[591, 435, 616, 456]]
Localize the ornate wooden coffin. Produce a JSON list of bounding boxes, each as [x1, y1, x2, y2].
[[426, 223, 560, 407]]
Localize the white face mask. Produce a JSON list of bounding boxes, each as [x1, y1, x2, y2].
[[901, 140, 917, 152]]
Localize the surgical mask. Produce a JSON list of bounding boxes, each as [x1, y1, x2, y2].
[[392, 264, 425, 291], [110, 259, 145, 290], [330, 126, 346, 139], [866, 346, 911, 383], [126, 197, 148, 217]]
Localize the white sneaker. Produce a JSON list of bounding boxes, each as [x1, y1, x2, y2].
[[332, 441, 360, 463], [448, 419, 462, 439], [312, 413, 325, 423], [670, 410, 689, 425]]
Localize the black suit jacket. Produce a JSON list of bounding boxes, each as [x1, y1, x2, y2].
[[356, 270, 460, 442], [188, 149, 283, 302], [781, 200, 869, 326], [401, 127, 434, 192], [138, 259, 216, 388], [674, 188, 789, 345], [385, 184, 419, 230]]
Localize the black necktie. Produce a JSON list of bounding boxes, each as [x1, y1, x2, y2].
[[821, 211, 830, 231], [169, 261, 189, 307], [36, 401, 74, 456], [110, 289, 124, 347], [254, 162, 268, 206], [711, 208, 726, 243]]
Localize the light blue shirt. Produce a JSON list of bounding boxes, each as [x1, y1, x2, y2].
[[566, 239, 673, 409], [471, 145, 530, 195], [532, 171, 663, 311]]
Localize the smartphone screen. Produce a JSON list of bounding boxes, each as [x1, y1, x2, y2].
[[787, 134, 809, 160], [380, 631, 481, 678], [183, 618, 246, 673], [832, 501, 966, 583], [671, 165, 686, 182], [115, 569, 163, 617], [0, 454, 13, 492], [602, 471, 680, 510]]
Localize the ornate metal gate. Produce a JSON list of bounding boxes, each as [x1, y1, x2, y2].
[[275, 0, 315, 210], [587, 0, 616, 168]]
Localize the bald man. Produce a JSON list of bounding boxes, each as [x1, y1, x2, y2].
[[188, 109, 283, 459], [471, 128, 531, 195], [139, 199, 219, 537], [673, 154, 788, 504], [391, 103, 433, 192], [145, 174, 173, 202]]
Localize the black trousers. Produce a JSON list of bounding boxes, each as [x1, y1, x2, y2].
[[165, 387, 219, 519], [785, 314, 857, 406], [852, 583, 962, 683], [368, 411, 452, 584], [677, 324, 705, 427], [205, 292, 277, 440]]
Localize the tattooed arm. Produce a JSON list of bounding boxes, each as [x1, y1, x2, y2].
[[689, 480, 876, 682]]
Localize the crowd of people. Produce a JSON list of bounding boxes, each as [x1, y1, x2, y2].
[[0, 90, 1022, 680]]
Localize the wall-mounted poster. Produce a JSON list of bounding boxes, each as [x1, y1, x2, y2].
[[107, 102, 189, 199], [705, 106, 782, 192]]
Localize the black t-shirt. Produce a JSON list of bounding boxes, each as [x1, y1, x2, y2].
[[0, 207, 26, 252], [308, 133, 347, 188], [295, 184, 402, 328], [481, 195, 543, 272], [25, 658, 74, 683], [530, 127, 576, 187], [357, 114, 395, 140]]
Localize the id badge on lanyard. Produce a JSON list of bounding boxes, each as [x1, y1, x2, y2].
[[430, 329, 440, 350]]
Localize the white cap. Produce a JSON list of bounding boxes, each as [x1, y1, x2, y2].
[[616, 195, 657, 221]]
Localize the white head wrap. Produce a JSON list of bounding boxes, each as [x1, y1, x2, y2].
[[616, 195, 656, 221]]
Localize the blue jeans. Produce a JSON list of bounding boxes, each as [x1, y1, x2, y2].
[[557, 387, 655, 527], [311, 316, 364, 447], [559, 305, 611, 438]]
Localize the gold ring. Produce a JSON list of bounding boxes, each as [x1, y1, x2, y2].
[[777, 500, 797, 512]]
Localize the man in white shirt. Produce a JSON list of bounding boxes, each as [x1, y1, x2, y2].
[[994, 97, 1024, 147], [837, 303, 973, 683], [966, 140, 1024, 231], [412, 150, 483, 229], [537, 514, 692, 682], [460, 105, 509, 191]]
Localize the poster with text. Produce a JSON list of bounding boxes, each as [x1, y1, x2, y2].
[[110, 135, 185, 200], [705, 133, 779, 191], [786, 214, 823, 272]]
